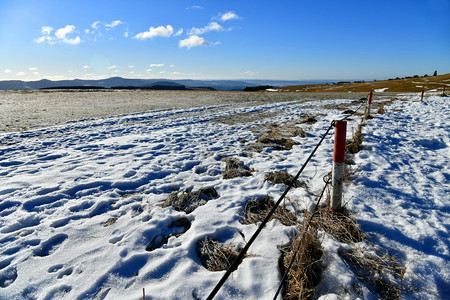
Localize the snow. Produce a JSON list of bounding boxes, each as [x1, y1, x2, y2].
[[0, 93, 448, 299], [374, 88, 389, 92]]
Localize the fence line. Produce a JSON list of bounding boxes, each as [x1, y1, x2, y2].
[[206, 101, 367, 300]]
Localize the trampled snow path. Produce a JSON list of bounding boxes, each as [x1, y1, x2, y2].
[[0, 95, 448, 299]]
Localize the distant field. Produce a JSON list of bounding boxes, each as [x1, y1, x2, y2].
[[280, 73, 450, 93]]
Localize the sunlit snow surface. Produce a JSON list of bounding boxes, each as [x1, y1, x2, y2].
[[0, 95, 448, 299]]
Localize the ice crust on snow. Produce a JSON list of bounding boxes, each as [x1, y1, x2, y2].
[[0, 94, 448, 299]]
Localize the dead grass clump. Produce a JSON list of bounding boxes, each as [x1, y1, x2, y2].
[[265, 170, 306, 188], [161, 187, 218, 213], [248, 121, 307, 151], [346, 124, 363, 154], [298, 115, 318, 125], [377, 103, 386, 114], [279, 223, 323, 299], [257, 132, 299, 150], [338, 247, 414, 299], [222, 157, 253, 179], [196, 237, 243, 272], [241, 195, 297, 226], [309, 206, 364, 244]]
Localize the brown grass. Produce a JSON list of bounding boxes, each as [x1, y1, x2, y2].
[[222, 157, 253, 179], [280, 222, 323, 299], [265, 170, 307, 188], [196, 237, 243, 272], [309, 205, 364, 244], [279, 73, 450, 93], [161, 187, 218, 213], [248, 121, 307, 151], [241, 195, 297, 226], [346, 124, 363, 154], [338, 247, 415, 299], [377, 103, 386, 114]]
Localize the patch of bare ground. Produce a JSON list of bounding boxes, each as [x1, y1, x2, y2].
[[161, 187, 218, 213], [196, 237, 244, 272], [222, 157, 253, 179], [241, 195, 297, 226]]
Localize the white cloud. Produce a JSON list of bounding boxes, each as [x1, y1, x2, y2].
[[242, 71, 256, 76], [105, 20, 123, 29], [83, 65, 91, 70], [108, 65, 118, 70], [134, 25, 174, 39], [36, 25, 81, 45], [186, 6, 204, 10], [220, 11, 240, 21], [175, 29, 183, 36], [179, 35, 208, 49], [146, 69, 152, 72], [128, 65, 134, 68], [149, 64, 164, 67], [4, 69, 12, 73], [41, 26, 53, 35], [91, 21, 101, 29], [29, 67, 38, 71], [188, 22, 222, 35], [55, 25, 75, 39], [16, 72, 26, 76]]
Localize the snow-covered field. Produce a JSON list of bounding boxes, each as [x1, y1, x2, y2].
[[0, 93, 448, 299]]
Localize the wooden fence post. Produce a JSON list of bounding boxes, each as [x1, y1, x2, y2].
[[420, 90, 424, 101], [331, 120, 347, 212]]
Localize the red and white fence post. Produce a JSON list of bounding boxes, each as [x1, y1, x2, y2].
[[365, 91, 373, 118], [420, 90, 424, 101], [331, 120, 347, 212]]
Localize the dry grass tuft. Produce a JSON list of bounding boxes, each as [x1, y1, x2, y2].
[[339, 247, 415, 299], [346, 124, 363, 154], [279, 222, 323, 299], [248, 121, 307, 151], [222, 157, 253, 179], [257, 132, 299, 150], [298, 115, 318, 125], [162, 187, 218, 214], [309, 205, 364, 244], [241, 195, 297, 226], [196, 237, 243, 272], [265, 170, 307, 188], [377, 103, 386, 114]]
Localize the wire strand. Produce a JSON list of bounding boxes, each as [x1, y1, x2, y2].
[[206, 121, 336, 300]]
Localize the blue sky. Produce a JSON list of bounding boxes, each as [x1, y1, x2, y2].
[[0, 0, 449, 81]]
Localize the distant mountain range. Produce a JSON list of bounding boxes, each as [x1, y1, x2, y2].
[[0, 77, 333, 91]]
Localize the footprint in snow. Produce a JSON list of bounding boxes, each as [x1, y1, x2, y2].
[[33, 233, 68, 257], [146, 217, 191, 251]]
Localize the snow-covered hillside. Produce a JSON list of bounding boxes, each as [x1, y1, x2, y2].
[[0, 94, 448, 299]]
